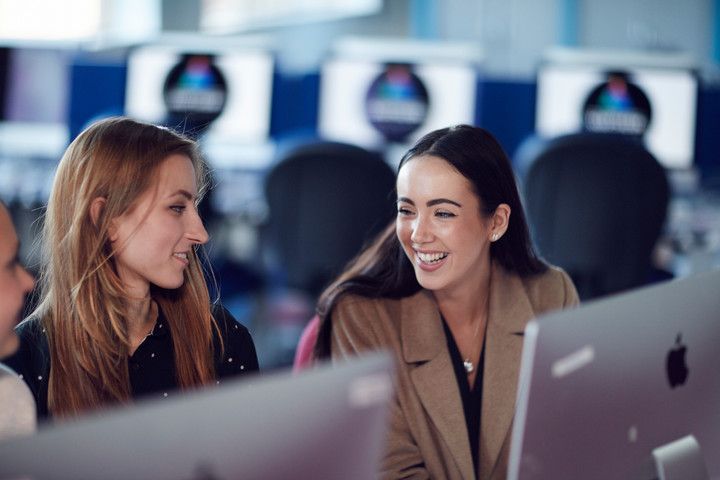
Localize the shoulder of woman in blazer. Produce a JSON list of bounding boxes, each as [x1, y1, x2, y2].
[[312, 125, 579, 480]]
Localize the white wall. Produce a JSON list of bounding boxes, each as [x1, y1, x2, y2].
[[580, 0, 713, 69], [159, 0, 717, 79]]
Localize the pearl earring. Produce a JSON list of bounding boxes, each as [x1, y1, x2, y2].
[[491, 233, 499, 242]]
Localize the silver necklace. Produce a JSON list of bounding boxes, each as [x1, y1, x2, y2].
[[462, 318, 482, 374], [462, 289, 491, 374]]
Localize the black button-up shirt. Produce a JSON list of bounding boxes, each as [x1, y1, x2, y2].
[[6, 304, 259, 421]]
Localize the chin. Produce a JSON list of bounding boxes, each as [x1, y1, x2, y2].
[[414, 273, 446, 292], [153, 276, 186, 290]]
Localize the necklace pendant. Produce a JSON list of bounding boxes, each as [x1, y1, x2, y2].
[[463, 359, 474, 374]]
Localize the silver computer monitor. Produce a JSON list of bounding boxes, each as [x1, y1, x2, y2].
[[0, 352, 393, 480], [508, 270, 720, 480]]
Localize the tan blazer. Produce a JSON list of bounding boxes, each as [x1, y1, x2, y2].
[[331, 262, 579, 480]]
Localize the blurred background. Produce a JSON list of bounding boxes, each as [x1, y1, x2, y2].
[[1, 0, 719, 369]]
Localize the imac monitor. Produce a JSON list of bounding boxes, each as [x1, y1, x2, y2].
[[508, 270, 720, 480], [535, 63, 698, 169], [0, 353, 394, 480], [125, 44, 273, 144]]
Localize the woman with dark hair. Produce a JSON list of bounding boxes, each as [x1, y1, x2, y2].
[[311, 125, 579, 479]]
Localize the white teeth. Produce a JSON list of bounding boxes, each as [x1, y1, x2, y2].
[[174, 253, 188, 260], [416, 251, 448, 264]]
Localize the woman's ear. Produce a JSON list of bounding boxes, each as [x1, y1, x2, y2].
[[90, 197, 117, 240], [89, 197, 106, 226], [490, 203, 511, 241]]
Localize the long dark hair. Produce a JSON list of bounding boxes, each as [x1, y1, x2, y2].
[[314, 125, 546, 358]]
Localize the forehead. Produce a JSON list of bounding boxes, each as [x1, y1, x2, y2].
[[153, 154, 198, 193], [397, 155, 473, 196]]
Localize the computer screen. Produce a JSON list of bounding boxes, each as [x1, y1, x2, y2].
[[0, 353, 394, 480], [318, 56, 478, 151], [2, 47, 69, 125], [508, 270, 720, 480], [536, 62, 698, 169], [0, 48, 70, 205], [125, 44, 274, 144]]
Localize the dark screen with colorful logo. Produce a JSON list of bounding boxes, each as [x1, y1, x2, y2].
[[162, 54, 228, 136], [582, 71, 652, 136], [364, 63, 429, 143]]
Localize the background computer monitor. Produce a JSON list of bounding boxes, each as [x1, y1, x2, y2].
[[535, 60, 698, 170], [508, 270, 720, 480], [0, 353, 394, 480], [125, 44, 274, 146], [318, 38, 481, 156], [0, 47, 70, 154], [0, 47, 69, 206]]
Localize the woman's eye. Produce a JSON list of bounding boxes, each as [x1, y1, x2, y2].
[[170, 205, 186, 214], [397, 207, 413, 216], [436, 211, 456, 219]]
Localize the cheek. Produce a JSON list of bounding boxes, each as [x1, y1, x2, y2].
[[395, 220, 411, 245], [0, 276, 21, 317], [134, 223, 174, 251], [455, 229, 487, 259]]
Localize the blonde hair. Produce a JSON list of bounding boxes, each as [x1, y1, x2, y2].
[[37, 117, 219, 417]]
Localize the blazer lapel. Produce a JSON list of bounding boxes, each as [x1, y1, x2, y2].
[[479, 262, 536, 478], [401, 291, 476, 479]]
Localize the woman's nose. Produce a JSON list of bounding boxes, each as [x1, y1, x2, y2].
[[187, 209, 210, 245], [410, 216, 432, 244]]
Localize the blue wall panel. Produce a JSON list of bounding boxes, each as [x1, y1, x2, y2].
[[68, 57, 126, 141], [694, 84, 720, 185], [475, 79, 537, 159]]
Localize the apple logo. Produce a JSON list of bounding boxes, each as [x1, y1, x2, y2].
[[666, 333, 689, 389]]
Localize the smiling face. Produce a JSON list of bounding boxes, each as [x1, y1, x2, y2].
[[396, 155, 499, 296], [110, 154, 209, 298], [0, 204, 35, 359]]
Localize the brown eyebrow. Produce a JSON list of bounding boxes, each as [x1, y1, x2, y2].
[[427, 198, 462, 208], [397, 197, 462, 208], [168, 189, 196, 201]]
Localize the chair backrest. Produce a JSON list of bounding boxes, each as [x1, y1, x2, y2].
[[522, 133, 669, 300], [263, 141, 396, 296]]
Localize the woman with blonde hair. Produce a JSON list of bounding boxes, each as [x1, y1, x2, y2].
[[6, 117, 258, 420]]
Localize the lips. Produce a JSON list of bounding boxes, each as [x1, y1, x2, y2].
[[414, 249, 449, 272], [173, 252, 189, 265]]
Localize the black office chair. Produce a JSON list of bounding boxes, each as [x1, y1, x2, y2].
[[521, 133, 670, 300], [262, 141, 396, 297]]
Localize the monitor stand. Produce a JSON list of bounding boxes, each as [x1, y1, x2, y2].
[[652, 435, 709, 480]]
